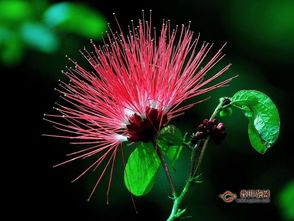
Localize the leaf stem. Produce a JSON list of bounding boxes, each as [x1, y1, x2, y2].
[[166, 98, 227, 221], [152, 139, 176, 197]]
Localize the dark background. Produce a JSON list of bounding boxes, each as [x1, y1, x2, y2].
[[2, 0, 293, 220]]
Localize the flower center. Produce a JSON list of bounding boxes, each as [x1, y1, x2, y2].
[[127, 107, 168, 142]]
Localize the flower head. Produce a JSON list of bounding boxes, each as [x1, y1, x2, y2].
[[44, 12, 233, 201]]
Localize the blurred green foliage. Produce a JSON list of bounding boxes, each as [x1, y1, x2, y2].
[[227, 0, 294, 62], [0, 0, 33, 23], [0, 0, 107, 66], [0, 27, 23, 65], [20, 21, 59, 53], [278, 179, 294, 221], [44, 2, 107, 39]]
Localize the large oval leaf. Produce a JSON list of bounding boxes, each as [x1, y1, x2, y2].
[[124, 142, 160, 196], [232, 90, 280, 154]]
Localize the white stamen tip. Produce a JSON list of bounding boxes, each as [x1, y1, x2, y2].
[[149, 100, 160, 109], [124, 108, 135, 117], [114, 134, 128, 142]]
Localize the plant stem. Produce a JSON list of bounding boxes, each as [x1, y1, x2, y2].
[[167, 178, 191, 221], [166, 99, 226, 221], [192, 101, 223, 177], [152, 139, 176, 197]]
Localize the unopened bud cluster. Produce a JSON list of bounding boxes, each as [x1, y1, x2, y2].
[[192, 119, 226, 144]]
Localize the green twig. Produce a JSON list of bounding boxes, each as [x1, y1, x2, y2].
[[166, 98, 229, 221]]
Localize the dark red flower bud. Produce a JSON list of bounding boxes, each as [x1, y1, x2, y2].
[[197, 131, 208, 140], [195, 119, 226, 145], [216, 123, 225, 131], [191, 131, 209, 144], [209, 119, 216, 125], [211, 123, 226, 144], [208, 119, 217, 129], [197, 124, 205, 131], [202, 119, 209, 125]]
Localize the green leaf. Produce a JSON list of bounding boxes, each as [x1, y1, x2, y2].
[[124, 142, 160, 196], [20, 22, 59, 53], [43, 2, 107, 39], [231, 90, 280, 154], [157, 125, 183, 165], [0, 0, 32, 23]]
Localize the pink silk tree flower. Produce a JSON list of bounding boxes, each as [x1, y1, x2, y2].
[[44, 12, 233, 201]]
